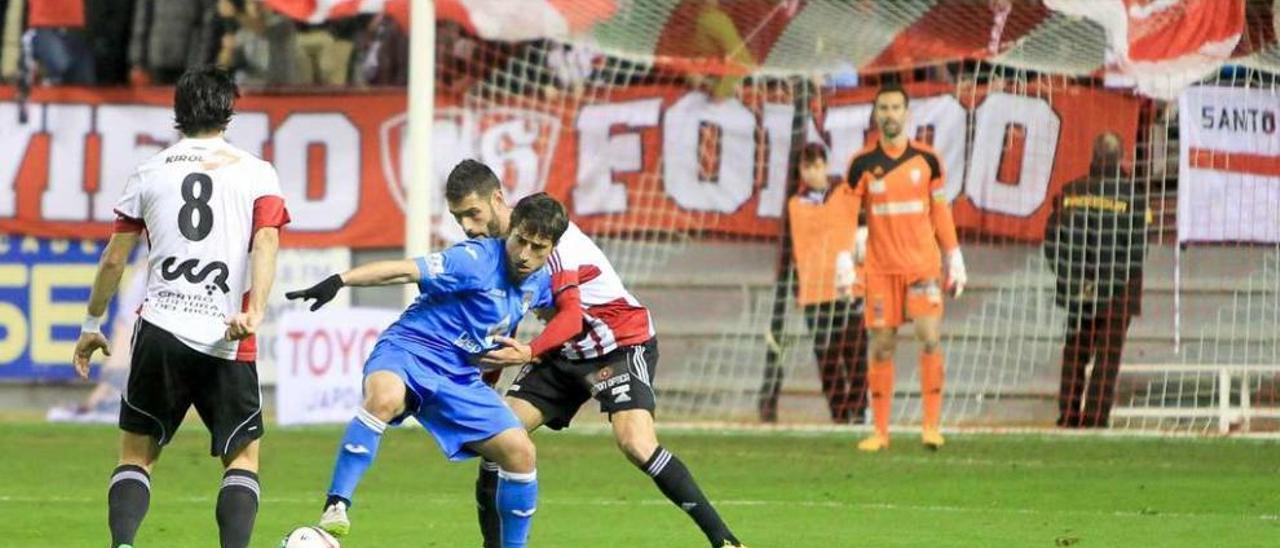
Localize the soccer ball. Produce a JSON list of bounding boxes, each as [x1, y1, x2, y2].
[[279, 526, 340, 548]]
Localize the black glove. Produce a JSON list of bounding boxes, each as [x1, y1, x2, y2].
[[285, 274, 345, 311]]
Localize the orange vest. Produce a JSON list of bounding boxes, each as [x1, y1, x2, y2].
[[788, 185, 863, 306]]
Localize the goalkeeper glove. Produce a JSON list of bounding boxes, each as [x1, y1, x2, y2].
[[835, 250, 856, 298], [945, 250, 967, 298], [854, 227, 868, 265], [285, 274, 345, 311]]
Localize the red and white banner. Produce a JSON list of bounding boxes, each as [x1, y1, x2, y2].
[[1178, 86, 1280, 243], [273, 1, 1273, 96], [1045, 0, 1244, 99], [0, 87, 411, 248], [0, 83, 1138, 246], [814, 83, 1141, 241], [266, 0, 617, 41], [275, 307, 398, 425]]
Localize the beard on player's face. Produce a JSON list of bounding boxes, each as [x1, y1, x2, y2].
[[487, 210, 503, 238], [505, 227, 553, 280], [452, 193, 506, 239], [466, 210, 501, 239], [878, 117, 902, 139]]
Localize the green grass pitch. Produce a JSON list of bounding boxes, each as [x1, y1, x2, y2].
[[1, 422, 1276, 547]]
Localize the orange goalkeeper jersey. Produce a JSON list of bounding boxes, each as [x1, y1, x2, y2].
[[846, 140, 959, 278]]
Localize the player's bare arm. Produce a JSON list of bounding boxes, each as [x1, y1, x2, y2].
[[73, 231, 140, 379], [226, 227, 280, 341], [286, 259, 420, 311]]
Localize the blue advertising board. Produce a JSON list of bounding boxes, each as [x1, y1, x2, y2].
[[0, 235, 120, 381]]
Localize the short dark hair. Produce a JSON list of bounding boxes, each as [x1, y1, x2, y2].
[[445, 159, 502, 203], [799, 143, 827, 165], [510, 192, 569, 244], [173, 66, 238, 136], [874, 82, 910, 108]]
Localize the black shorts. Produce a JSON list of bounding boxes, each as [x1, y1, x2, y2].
[[119, 320, 264, 457], [507, 338, 658, 430]]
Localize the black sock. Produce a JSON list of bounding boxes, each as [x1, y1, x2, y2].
[[324, 494, 351, 510], [642, 447, 739, 547], [216, 469, 260, 548], [475, 459, 501, 548], [108, 464, 151, 547]]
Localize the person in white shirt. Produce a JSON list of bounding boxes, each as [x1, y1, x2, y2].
[[72, 65, 290, 548]]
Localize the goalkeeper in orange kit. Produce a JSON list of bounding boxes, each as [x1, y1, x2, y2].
[[845, 83, 966, 452]]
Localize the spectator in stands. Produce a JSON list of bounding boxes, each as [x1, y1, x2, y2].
[[1043, 131, 1151, 428], [759, 144, 870, 424], [540, 39, 601, 100], [822, 62, 860, 89], [26, 0, 96, 85], [129, 0, 219, 85], [216, 0, 301, 87], [295, 18, 357, 86], [352, 13, 407, 86], [435, 20, 480, 96], [86, 0, 133, 84]]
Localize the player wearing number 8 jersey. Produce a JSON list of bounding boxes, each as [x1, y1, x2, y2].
[[846, 83, 966, 452], [72, 66, 290, 548]]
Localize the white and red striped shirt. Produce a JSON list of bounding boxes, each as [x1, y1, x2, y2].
[[548, 222, 653, 360], [113, 137, 290, 361]]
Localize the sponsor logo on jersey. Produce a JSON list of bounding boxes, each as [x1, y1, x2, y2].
[[427, 253, 445, 277], [159, 256, 231, 294], [343, 443, 370, 454], [910, 168, 922, 185], [454, 332, 484, 354]]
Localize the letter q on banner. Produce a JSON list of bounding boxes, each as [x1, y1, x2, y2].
[[276, 307, 400, 425]]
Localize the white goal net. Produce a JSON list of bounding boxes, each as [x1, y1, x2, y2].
[[437, 0, 1280, 433]]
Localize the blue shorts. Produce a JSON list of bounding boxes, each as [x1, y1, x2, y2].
[[364, 341, 521, 461]]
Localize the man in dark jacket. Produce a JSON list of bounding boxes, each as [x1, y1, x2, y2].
[[1043, 132, 1151, 428], [129, 0, 218, 84]]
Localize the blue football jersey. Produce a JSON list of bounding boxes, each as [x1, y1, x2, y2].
[[378, 238, 553, 377]]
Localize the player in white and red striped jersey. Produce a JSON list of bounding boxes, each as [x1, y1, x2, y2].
[[442, 160, 743, 548], [541, 221, 654, 360], [71, 66, 289, 548]]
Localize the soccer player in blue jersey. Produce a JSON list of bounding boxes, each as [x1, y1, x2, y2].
[[284, 192, 571, 548]]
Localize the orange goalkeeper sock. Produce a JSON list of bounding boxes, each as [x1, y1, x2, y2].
[[920, 350, 945, 431], [868, 358, 894, 438]]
